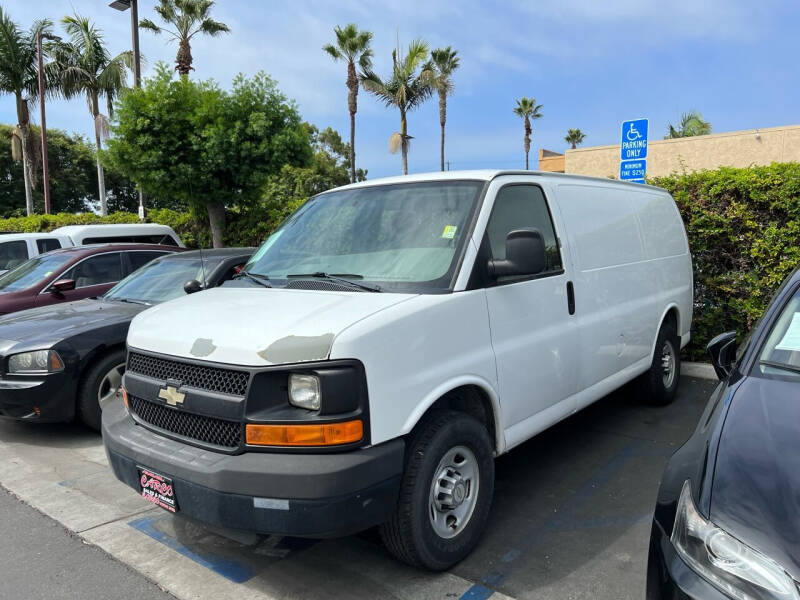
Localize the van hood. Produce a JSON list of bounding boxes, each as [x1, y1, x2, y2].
[[127, 287, 416, 366]]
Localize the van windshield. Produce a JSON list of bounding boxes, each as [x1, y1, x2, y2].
[[243, 181, 483, 293]]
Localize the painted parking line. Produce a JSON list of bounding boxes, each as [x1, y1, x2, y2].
[[129, 515, 255, 584]]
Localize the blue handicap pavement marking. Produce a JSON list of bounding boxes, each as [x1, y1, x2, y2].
[[129, 515, 255, 584], [620, 118, 648, 160]]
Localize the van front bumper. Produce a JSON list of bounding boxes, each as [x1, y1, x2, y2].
[[102, 401, 404, 538]]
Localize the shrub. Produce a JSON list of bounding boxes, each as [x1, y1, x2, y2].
[[651, 162, 800, 359]]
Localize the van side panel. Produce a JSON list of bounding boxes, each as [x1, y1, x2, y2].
[[554, 183, 691, 398]]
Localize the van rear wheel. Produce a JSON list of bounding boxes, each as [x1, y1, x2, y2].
[[640, 321, 680, 405], [380, 410, 494, 571]]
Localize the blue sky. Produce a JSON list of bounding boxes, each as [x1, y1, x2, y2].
[[4, 0, 799, 178]]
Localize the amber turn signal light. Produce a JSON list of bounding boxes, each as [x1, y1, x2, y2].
[[121, 387, 129, 409], [246, 420, 363, 447]]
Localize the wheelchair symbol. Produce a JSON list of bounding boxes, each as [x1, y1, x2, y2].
[[626, 122, 643, 141]]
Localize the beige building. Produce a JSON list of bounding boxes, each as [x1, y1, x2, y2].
[[539, 124, 800, 178]]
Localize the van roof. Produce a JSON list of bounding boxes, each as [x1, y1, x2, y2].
[[51, 223, 177, 234], [0, 232, 69, 241], [329, 169, 666, 193]]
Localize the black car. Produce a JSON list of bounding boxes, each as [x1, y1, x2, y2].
[[0, 248, 253, 431], [648, 271, 800, 600]]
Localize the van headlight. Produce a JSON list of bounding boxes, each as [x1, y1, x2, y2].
[[8, 350, 65, 374], [288, 374, 321, 411], [671, 480, 799, 600]]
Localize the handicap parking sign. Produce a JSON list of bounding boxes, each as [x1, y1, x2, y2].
[[620, 119, 648, 160]]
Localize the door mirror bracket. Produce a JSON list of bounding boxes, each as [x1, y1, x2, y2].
[[488, 228, 547, 279]]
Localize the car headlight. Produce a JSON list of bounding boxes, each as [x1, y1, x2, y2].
[[7, 350, 65, 374], [671, 480, 799, 600], [288, 373, 321, 411]]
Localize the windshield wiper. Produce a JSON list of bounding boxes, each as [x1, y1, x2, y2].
[[233, 271, 272, 288], [109, 297, 151, 306], [286, 272, 381, 293], [759, 360, 800, 375]]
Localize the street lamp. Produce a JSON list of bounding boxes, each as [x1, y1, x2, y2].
[[110, 0, 144, 218], [37, 31, 61, 215]]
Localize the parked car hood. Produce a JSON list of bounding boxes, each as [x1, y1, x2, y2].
[[711, 375, 800, 580], [127, 287, 416, 366], [0, 299, 144, 352]]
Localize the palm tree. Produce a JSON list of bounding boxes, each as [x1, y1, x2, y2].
[[0, 9, 52, 216], [665, 111, 712, 139], [513, 97, 543, 169], [140, 0, 230, 76], [361, 39, 433, 175], [565, 128, 586, 149], [430, 46, 459, 172], [49, 14, 131, 216], [323, 24, 372, 184]]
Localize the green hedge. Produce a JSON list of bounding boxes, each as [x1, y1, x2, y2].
[[651, 162, 800, 359]]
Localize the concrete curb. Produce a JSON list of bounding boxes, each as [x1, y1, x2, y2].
[[682, 361, 717, 380]]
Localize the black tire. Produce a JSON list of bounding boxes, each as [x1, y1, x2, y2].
[[77, 349, 126, 431], [639, 321, 681, 406], [380, 410, 495, 571]]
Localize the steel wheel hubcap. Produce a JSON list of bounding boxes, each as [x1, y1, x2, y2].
[[661, 341, 676, 389], [98, 363, 126, 410], [429, 445, 479, 539]]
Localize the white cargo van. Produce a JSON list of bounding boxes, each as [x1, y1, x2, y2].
[[104, 171, 692, 570], [0, 224, 183, 275]]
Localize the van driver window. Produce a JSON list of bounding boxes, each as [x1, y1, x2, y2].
[[486, 185, 562, 274]]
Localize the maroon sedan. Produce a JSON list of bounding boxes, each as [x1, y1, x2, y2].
[[0, 244, 180, 315]]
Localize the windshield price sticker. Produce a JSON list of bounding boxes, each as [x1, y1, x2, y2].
[[442, 225, 458, 239]]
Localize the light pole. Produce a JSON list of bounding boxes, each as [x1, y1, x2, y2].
[[110, 0, 144, 218], [36, 31, 61, 215]]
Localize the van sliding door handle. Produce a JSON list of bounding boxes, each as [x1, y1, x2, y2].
[[567, 281, 575, 315]]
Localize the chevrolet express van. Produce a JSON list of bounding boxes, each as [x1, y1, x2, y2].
[[104, 171, 693, 570]]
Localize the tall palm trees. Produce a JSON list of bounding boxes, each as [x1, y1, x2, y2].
[[49, 14, 131, 216], [140, 0, 229, 76], [430, 46, 459, 172], [362, 40, 433, 175], [0, 9, 52, 216], [323, 24, 373, 184], [513, 97, 543, 170], [665, 111, 712, 139], [565, 128, 586, 149]]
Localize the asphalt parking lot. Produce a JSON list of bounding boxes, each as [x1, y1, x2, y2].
[[0, 374, 717, 600]]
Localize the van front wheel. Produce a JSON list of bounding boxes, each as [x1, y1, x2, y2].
[[380, 410, 494, 571], [640, 321, 680, 405]]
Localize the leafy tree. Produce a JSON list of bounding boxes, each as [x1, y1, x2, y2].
[[513, 97, 543, 170], [48, 14, 131, 216], [0, 9, 52, 215], [565, 128, 586, 149], [103, 64, 311, 247], [429, 47, 459, 172], [361, 40, 433, 175], [140, 0, 230, 76], [665, 111, 712, 139], [323, 23, 372, 184], [0, 124, 141, 216]]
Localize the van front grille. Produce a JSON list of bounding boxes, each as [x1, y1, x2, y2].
[[128, 395, 242, 449], [127, 352, 250, 397]]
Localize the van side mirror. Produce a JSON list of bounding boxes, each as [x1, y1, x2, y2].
[[707, 331, 737, 380], [488, 228, 546, 279], [51, 279, 76, 294], [184, 279, 203, 295]]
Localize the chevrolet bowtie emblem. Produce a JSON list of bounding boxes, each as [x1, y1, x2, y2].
[[158, 385, 186, 407]]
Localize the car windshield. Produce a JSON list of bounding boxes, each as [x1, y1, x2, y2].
[[104, 258, 212, 305], [757, 288, 800, 378], [0, 253, 74, 292], [242, 181, 483, 292]]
